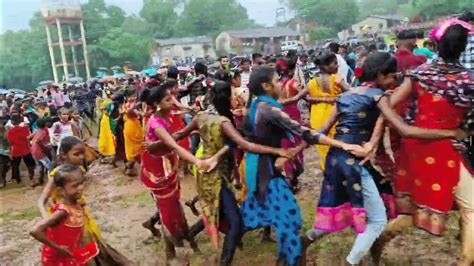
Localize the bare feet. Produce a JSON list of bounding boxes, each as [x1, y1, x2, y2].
[[185, 200, 200, 217], [142, 219, 162, 239]]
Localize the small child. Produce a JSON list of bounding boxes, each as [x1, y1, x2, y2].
[[6, 114, 36, 185], [52, 108, 79, 157], [30, 118, 53, 185], [70, 107, 92, 139], [30, 164, 99, 265]]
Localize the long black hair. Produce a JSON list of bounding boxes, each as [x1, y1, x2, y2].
[[246, 66, 276, 108], [359, 52, 398, 83], [210, 81, 235, 126], [437, 24, 469, 62], [314, 52, 337, 74], [139, 84, 170, 106]]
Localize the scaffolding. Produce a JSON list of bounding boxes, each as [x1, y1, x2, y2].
[[41, 0, 90, 83]]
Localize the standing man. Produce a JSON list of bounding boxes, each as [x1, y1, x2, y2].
[[252, 53, 265, 67], [328, 42, 349, 83]]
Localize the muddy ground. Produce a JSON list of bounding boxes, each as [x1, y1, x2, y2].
[[0, 149, 461, 266]]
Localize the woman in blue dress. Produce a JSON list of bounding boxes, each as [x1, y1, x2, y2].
[[304, 52, 467, 265], [241, 66, 367, 266]]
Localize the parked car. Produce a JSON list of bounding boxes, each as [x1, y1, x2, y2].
[[281, 40, 299, 51]]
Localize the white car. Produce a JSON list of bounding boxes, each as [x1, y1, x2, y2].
[[281, 40, 299, 51]]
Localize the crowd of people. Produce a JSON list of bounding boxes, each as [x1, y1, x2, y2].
[[0, 13, 472, 266]]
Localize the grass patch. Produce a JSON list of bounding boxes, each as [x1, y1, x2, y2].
[[0, 206, 40, 222]]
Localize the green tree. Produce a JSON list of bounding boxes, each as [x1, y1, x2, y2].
[[309, 26, 338, 41], [81, 0, 126, 43], [286, 0, 359, 31], [357, 0, 399, 19], [0, 29, 52, 90], [88, 28, 152, 71], [139, 0, 182, 38], [175, 0, 256, 37], [401, 0, 472, 19]]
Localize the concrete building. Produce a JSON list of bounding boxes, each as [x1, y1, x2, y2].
[[215, 27, 300, 55], [154, 36, 216, 63], [351, 14, 406, 38]]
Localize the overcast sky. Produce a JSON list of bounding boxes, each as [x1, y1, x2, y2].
[[1, 0, 291, 32]]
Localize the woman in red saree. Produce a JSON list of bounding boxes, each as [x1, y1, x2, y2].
[[139, 84, 221, 260], [371, 20, 473, 265]]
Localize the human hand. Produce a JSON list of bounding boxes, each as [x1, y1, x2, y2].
[[55, 245, 74, 258], [343, 144, 368, 158], [359, 142, 377, 165], [143, 141, 159, 153], [454, 129, 468, 141], [196, 157, 218, 173], [277, 148, 297, 159], [274, 157, 287, 173]]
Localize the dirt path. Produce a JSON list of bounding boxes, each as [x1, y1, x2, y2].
[[0, 150, 461, 265]]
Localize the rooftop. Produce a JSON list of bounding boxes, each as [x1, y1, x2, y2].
[[224, 27, 300, 39], [155, 36, 213, 46], [367, 14, 406, 21]]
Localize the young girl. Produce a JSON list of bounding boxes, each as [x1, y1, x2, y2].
[[304, 52, 467, 265], [307, 53, 344, 171], [171, 80, 296, 265], [52, 108, 79, 157], [139, 84, 219, 260], [279, 58, 308, 192], [38, 136, 131, 265], [242, 66, 365, 266], [98, 90, 116, 161], [31, 164, 99, 265], [30, 118, 53, 186], [70, 108, 92, 140], [122, 89, 143, 176]]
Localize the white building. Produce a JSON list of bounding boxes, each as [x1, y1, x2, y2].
[[154, 36, 216, 63]]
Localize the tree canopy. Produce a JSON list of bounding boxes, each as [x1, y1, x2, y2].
[[0, 0, 258, 89]]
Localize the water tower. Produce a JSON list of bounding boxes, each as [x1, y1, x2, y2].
[[41, 0, 91, 82]]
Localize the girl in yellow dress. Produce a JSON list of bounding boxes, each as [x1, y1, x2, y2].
[[38, 136, 131, 265], [307, 53, 344, 170], [98, 90, 115, 159], [122, 89, 143, 176]]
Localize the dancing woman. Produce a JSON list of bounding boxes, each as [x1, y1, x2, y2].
[[305, 50, 468, 265], [139, 85, 218, 260], [307, 53, 344, 171], [171, 80, 294, 265], [242, 66, 365, 266], [371, 20, 473, 265]]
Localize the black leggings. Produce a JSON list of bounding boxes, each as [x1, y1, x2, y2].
[[189, 185, 243, 264], [11, 154, 35, 183], [0, 154, 10, 185]]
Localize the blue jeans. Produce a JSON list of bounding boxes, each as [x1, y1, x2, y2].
[[308, 167, 387, 264], [184, 113, 200, 154]]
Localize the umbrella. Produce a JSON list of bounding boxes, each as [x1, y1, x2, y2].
[[68, 77, 84, 84], [126, 70, 141, 76], [99, 76, 115, 82], [142, 68, 157, 76], [114, 73, 127, 79], [98, 67, 108, 71], [177, 66, 192, 72], [38, 80, 53, 86], [0, 88, 8, 94], [111, 66, 121, 70]]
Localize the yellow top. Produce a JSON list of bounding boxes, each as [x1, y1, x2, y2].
[[307, 74, 342, 170]]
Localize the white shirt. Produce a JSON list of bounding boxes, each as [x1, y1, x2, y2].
[[335, 54, 349, 83]]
